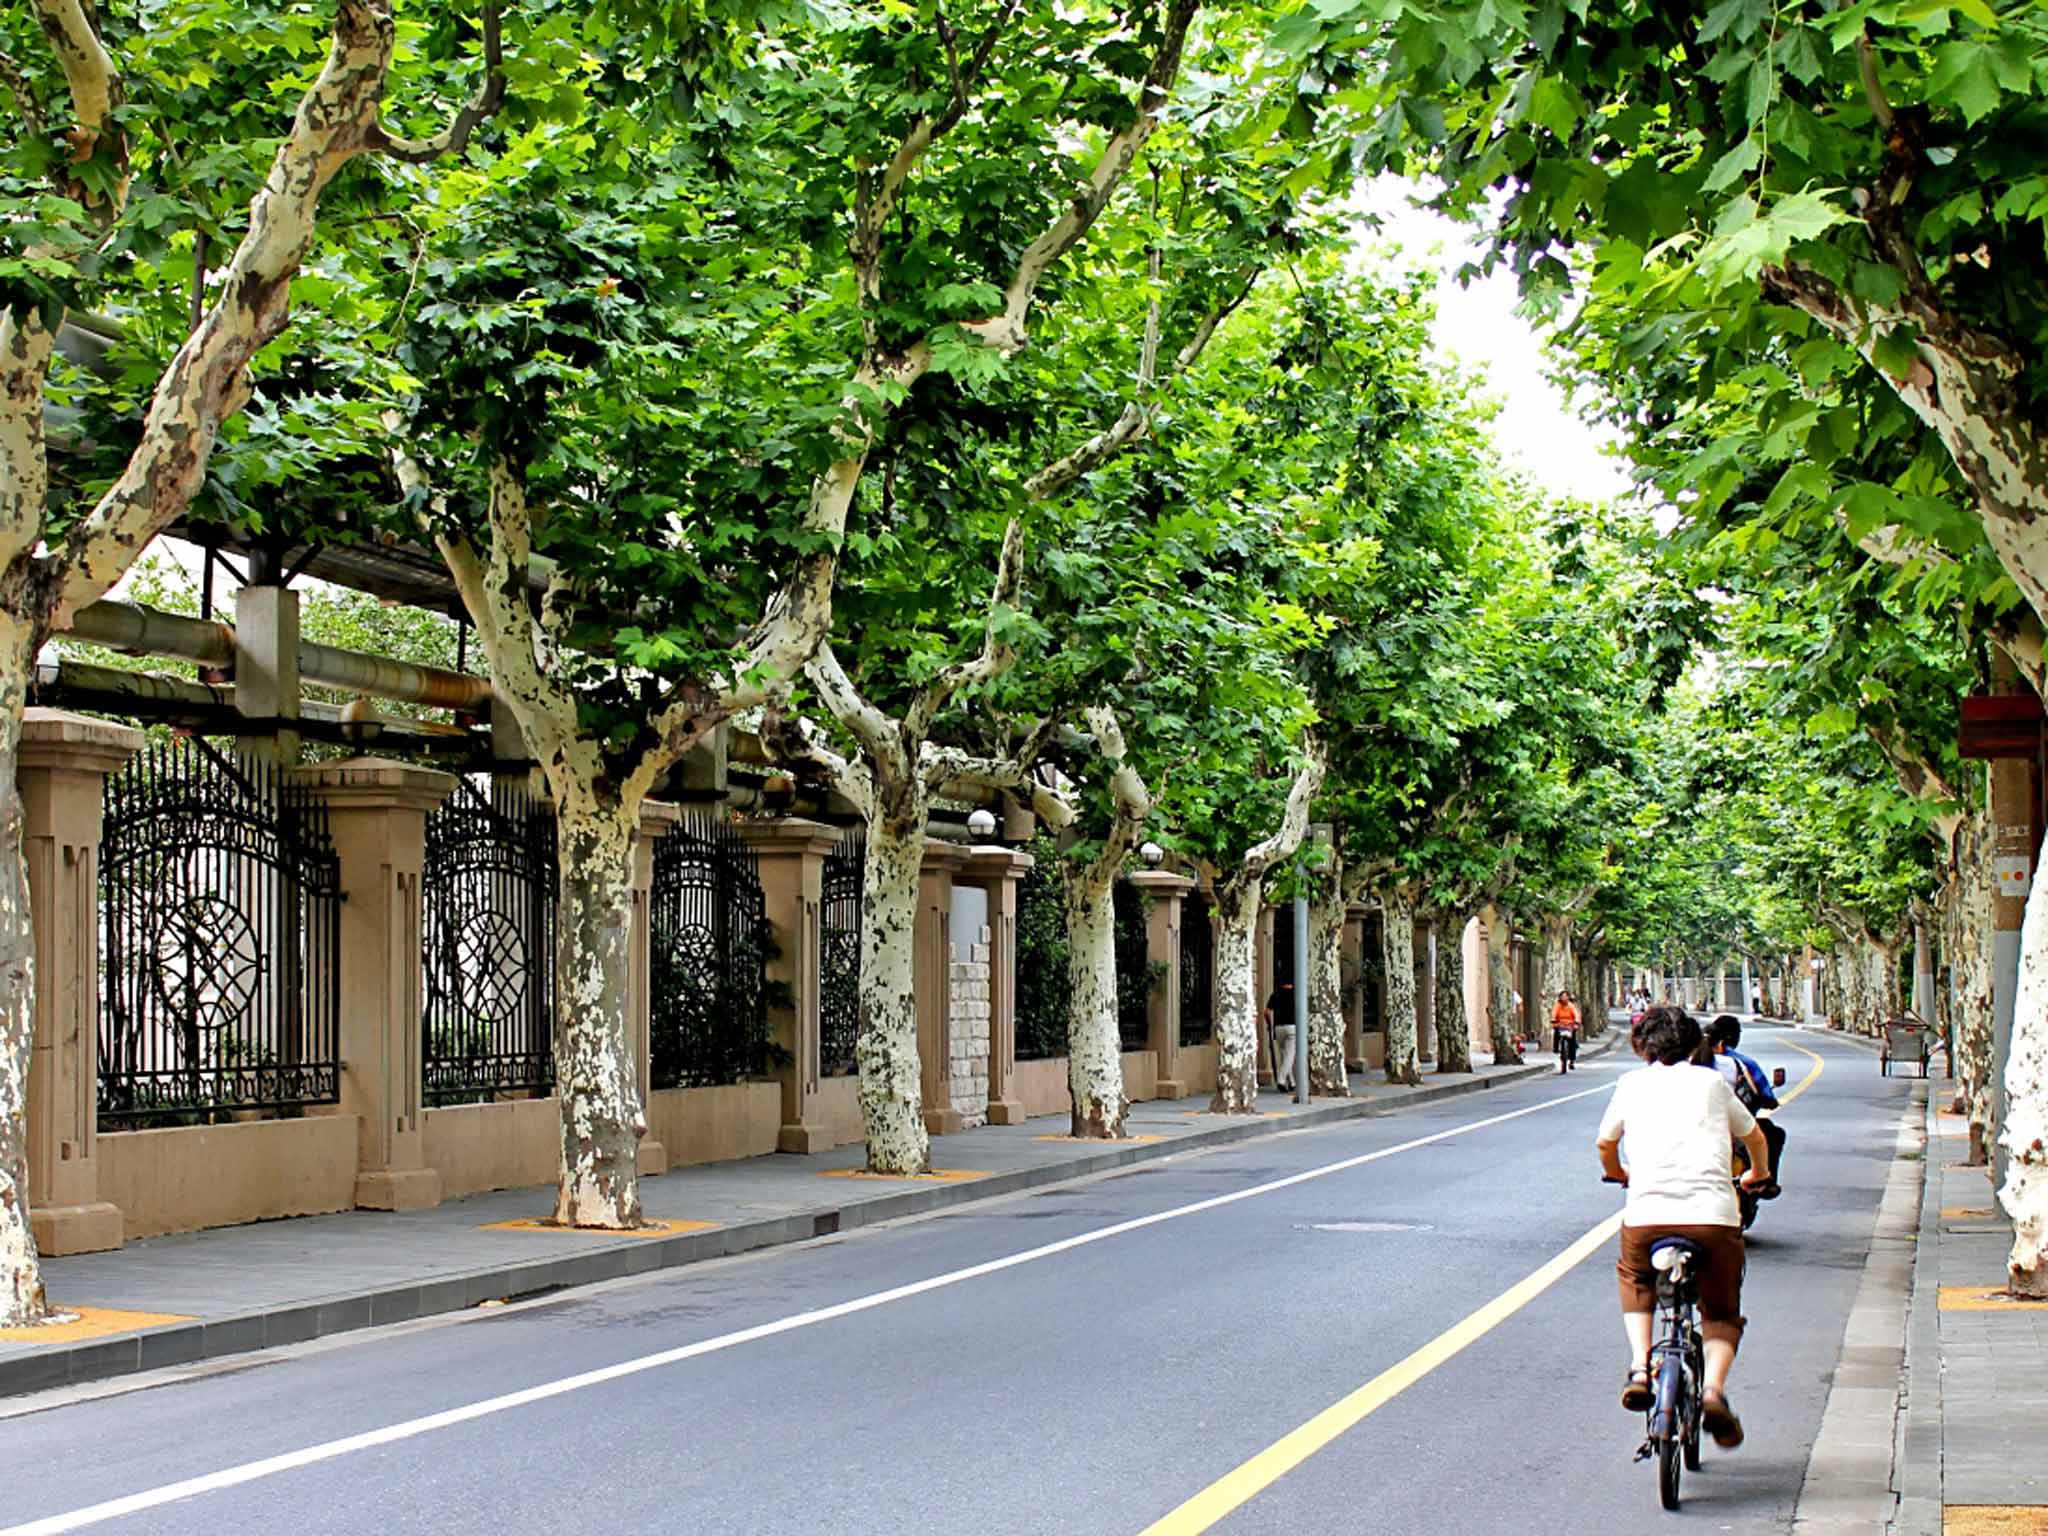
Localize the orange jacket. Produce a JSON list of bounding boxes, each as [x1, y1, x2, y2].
[[1551, 1000, 1582, 1029]]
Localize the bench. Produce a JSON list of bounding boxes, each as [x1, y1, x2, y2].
[[1881, 1021, 1932, 1078]]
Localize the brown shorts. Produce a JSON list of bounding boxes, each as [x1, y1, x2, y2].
[[1616, 1223, 1746, 1328]]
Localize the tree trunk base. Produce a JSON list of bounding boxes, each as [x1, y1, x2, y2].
[[1385, 1061, 1422, 1087], [1070, 1102, 1127, 1139]]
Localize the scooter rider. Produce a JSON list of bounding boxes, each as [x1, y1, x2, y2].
[[1706, 1014, 1785, 1194]]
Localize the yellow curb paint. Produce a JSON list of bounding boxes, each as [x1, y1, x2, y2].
[[1939, 1287, 2048, 1313], [1941, 1207, 1995, 1220], [1135, 1212, 1626, 1536], [1032, 1134, 1165, 1145], [1944, 1506, 2048, 1535], [479, 1218, 718, 1238], [1133, 1039, 1830, 1536], [1947, 1163, 1994, 1174], [0, 1306, 193, 1345], [816, 1168, 988, 1183]]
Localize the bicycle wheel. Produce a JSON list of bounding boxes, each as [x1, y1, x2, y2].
[[1684, 1408, 1703, 1471], [1659, 1435, 1682, 1510]]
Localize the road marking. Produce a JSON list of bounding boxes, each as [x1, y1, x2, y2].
[[1136, 1212, 1626, 1536], [2, 1081, 1612, 1536], [1134, 1037, 1833, 1534]]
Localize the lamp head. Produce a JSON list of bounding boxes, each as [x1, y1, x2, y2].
[[1140, 840, 1164, 868], [967, 807, 998, 838]]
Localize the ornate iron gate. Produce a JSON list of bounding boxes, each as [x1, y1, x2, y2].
[[819, 829, 863, 1077], [649, 816, 769, 1088], [1114, 881, 1151, 1051], [1179, 892, 1214, 1045], [421, 776, 556, 1103], [99, 739, 342, 1124]]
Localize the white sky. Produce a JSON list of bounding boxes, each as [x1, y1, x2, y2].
[[1351, 180, 1635, 507]]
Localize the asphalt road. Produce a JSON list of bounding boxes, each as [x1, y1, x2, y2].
[[0, 1026, 1911, 1536]]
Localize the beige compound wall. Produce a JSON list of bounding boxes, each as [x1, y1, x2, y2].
[[100, 1115, 361, 1241]]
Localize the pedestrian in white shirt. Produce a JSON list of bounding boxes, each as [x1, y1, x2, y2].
[[1597, 1006, 1772, 1449]]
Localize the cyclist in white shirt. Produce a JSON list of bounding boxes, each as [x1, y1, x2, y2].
[[1597, 1006, 1772, 1449]]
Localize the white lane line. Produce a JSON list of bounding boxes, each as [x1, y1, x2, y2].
[[4, 1081, 1612, 1536]]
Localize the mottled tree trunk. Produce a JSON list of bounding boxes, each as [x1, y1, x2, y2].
[[1381, 886, 1420, 1085], [1539, 914, 1573, 1045], [1064, 863, 1128, 1138], [1484, 905, 1522, 1065], [1307, 862, 1347, 1096], [1433, 908, 1472, 1073], [0, 667, 49, 1325], [857, 781, 931, 1174], [551, 801, 647, 1228], [2000, 856, 2048, 1297], [1211, 878, 1262, 1112]]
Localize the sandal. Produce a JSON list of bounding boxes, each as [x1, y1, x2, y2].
[[1621, 1367, 1653, 1412], [1702, 1391, 1744, 1448]]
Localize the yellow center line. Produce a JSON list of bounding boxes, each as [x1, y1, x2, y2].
[[1137, 1036, 1832, 1536]]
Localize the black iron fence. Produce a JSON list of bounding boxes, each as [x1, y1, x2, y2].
[[1114, 881, 1151, 1052], [1179, 892, 1214, 1046], [1361, 912, 1384, 1035], [99, 740, 342, 1124], [819, 829, 863, 1077], [1015, 836, 1068, 1060], [649, 815, 770, 1088], [421, 776, 556, 1103]]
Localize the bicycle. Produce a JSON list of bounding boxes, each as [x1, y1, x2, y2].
[[1638, 1236, 1707, 1510]]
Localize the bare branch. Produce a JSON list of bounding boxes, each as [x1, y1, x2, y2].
[[362, 1, 506, 164], [961, 0, 1201, 356], [28, 0, 126, 214], [808, 642, 905, 779], [1857, 29, 1895, 132], [1023, 272, 1254, 501], [907, 516, 1024, 738], [0, 47, 48, 136], [758, 701, 874, 820], [1233, 740, 1327, 889]]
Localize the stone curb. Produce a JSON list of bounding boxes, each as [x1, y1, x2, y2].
[[1, 1040, 1613, 1401], [1790, 1077, 1927, 1536], [1890, 1089, 1945, 1535]]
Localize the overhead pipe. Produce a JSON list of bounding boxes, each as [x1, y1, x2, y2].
[[34, 659, 481, 744], [58, 598, 492, 711]]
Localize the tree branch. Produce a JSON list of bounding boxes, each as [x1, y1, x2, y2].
[[807, 641, 906, 780], [906, 516, 1024, 739], [28, 0, 125, 214], [0, 47, 48, 136], [960, 0, 1200, 356], [1232, 740, 1327, 891], [757, 700, 875, 819], [361, 0, 506, 163], [43, 0, 503, 624]]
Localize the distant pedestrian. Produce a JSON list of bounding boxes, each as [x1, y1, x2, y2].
[[1552, 990, 1582, 1073], [1265, 982, 1297, 1092]]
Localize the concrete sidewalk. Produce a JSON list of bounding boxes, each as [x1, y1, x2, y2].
[[1898, 1088, 2048, 1534], [0, 1036, 1614, 1401]]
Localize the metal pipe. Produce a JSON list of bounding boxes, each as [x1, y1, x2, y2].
[[59, 598, 491, 710], [34, 658, 480, 742]]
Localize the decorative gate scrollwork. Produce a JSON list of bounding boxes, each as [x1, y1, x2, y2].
[[99, 740, 341, 1123], [1179, 893, 1214, 1046], [421, 776, 556, 1103], [649, 816, 769, 1088], [1114, 881, 1151, 1052], [819, 829, 863, 1077]]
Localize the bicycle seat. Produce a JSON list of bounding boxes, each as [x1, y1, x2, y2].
[[1649, 1236, 1707, 1272]]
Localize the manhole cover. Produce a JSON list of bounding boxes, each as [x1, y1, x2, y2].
[[1301, 1221, 1431, 1234]]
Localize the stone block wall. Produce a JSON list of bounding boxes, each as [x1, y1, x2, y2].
[[951, 924, 993, 1127]]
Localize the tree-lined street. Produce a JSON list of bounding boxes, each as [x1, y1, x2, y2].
[[0, 1027, 1903, 1535]]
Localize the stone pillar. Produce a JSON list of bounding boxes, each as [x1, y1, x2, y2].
[[918, 840, 967, 1136], [21, 711, 143, 1255], [234, 582, 301, 763], [1130, 871, 1195, 1099], [630, 801, 679, 1177], [739, 818, 841, 1155], [1342, 905, 1368, 1071], [958, 845, 1033, 1126], [288, 758, 454, 1213]]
